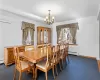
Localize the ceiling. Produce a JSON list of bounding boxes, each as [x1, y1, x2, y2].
[[0, 0, 100, 22]]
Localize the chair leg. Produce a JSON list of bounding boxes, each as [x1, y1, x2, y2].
[[13, 68, 17, 80], [34, 68, 37, 80], [52, 66, 55, 79], [67, 56, 69, 63], [61, 59, 64, 69], [59, 61, 62, 71], [32, 67, 35, 79], [45, 72, 48, 80], [19, 72, 22, 80], [55, 65, 58, 76], [64, 58, 67, 68]]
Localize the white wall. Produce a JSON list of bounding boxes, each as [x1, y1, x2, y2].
[[52, 16, 99, 59], [0, 22, 4, 63], [97, 4, 100, 60], [77, 16, 99, 59], [0, 10, 50, 63], [99, 18, 100, 60]]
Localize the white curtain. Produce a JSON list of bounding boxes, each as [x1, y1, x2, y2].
[[58, 28, 72, 44], [22, 21, 35, 45]]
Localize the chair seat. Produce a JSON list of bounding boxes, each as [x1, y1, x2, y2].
[[16, 61, 29, 71], [21, 61, 29, 70], [36, 60, 53, 70], [36, 60, 47, 70]]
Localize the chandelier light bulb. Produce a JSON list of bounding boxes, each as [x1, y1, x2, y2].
[[52, 16, 54, 19]]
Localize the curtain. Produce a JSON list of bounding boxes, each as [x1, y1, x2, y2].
[[57, 28, 61, 43], [22, 28, 29, 45], [60, 29, 64, 42], [22, 29, 25, 45], [21, 21, 35, 45], [30, 28, 34, 45], [69, 27, 77, 44]]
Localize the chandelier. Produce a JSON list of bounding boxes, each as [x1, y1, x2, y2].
[[44, 10, 54, 25]]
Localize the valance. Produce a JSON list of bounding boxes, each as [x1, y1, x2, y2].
[[56, 23, 79, 31], [21, 21, 35, 30]]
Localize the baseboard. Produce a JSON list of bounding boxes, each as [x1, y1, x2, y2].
[[78, 55, 96, 59], [68, 51, 79, 55], [96, 57, 100, 60], [0, 60, 4, 64], [97, 60, 100, 72]]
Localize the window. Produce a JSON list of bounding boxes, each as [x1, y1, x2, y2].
[[57, 23, 79, 44], [58, 28, 72, 44]]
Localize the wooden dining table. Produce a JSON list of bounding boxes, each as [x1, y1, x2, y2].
[[19, 44, 77, 79], [20, 50, 47, 64], [19, 46, 63, 64], [20, 44, 77, 64]]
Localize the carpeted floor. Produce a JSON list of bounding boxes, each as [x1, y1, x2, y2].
[[0, 55, 100, 80]]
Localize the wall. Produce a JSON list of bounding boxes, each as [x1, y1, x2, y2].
[[0, 10, 50, 63], [99, 18, 100, 60], [0, 22, 3, 63], [97, 4, 100, 60], [52, 16, 99, 59]]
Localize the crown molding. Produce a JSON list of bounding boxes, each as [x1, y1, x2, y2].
[[0, 4, 44, 21]]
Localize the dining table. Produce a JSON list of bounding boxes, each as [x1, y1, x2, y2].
[[19, 44, 77, 79]]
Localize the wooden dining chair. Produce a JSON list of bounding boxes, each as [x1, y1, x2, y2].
[[25, 45, 35, 77], [53, 44, 62, 76], [35, 45, 55, 80], [51, 46, 58, 77], [60, 44, 67, 69], [17, 45, 25, 53], [13, 47, 32, 80]]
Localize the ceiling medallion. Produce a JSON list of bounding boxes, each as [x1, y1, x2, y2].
[[44, 10, 54, 25]]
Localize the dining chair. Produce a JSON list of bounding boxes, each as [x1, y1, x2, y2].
[[54, 44, 62, 76], [60, 44, 67, 69], [17, 45, 25, 52], [35, 45, 55, 80], [51, 46, 58, 77], [13, 47, 32, 80], [17, 46, 26, 61], [25, 45, 35, 77]]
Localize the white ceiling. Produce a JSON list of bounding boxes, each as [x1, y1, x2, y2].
[[0, 0, 100, 22]]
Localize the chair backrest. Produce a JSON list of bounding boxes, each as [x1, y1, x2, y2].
[[37, 45, 53, 68], [57, 44, 61, 56], [65, 43, 69, 56], [37, 45, 44, 48], [13, 47, 22, 70], [51, 46, 56, 63], [17, 45, 25, 52], [45, 45, 52, 68], [25, 45, 34, 51], [51, 46, 55, 56], [37, 45, 44, 56], [60, 44, 66, 59]]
